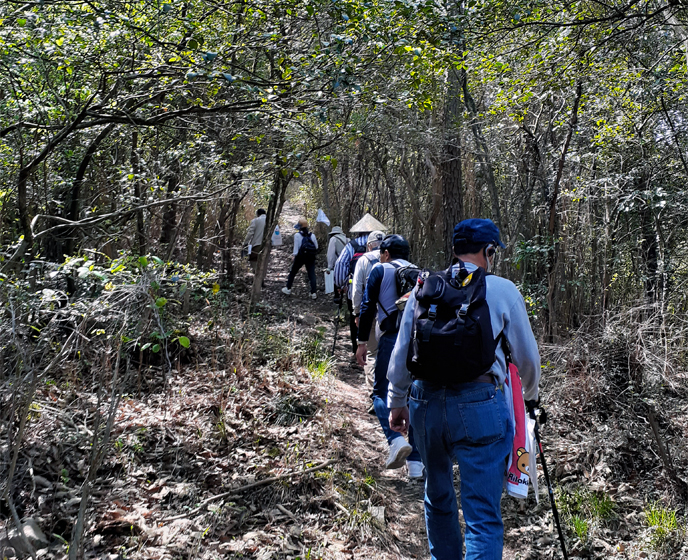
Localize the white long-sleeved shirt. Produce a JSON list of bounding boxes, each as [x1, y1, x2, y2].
[[387, 262, 541, 409], [292, 229, 318, 256], [352, 250, 380, 316]]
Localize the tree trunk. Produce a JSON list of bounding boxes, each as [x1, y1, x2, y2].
[[460, 69, 502, 235], [441, 67, 463, 264], [64, 125, 116, 256], [131, 131, 147, 256], [250, 164, 293, 306], [545, 82, 583, 340], [159, 162, 180, 252]]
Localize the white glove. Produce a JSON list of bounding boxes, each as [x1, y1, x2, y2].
[[247, 244, 252, 255]]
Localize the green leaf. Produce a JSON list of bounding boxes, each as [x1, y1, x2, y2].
[[155, 297, 167, 308], [151, 256, 164, 265], [17, 18, 26, 27], [139, 256, 148, 267], [141, 342, 152, 350], [178, 336, 190, 348], [188, 38, 198, 50], [152, 344, 161, 353]]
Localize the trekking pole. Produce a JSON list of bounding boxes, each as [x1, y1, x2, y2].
[[527, 403, 569, 560], [331, 291, 343, 356]]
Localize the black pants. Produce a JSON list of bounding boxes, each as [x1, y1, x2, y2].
[[286, 254, 317, 293], [347, 297, 358, 354]]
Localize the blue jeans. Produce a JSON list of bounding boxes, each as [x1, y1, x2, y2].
[[409, 380, 514, 560], [374, 332, 421, 462]]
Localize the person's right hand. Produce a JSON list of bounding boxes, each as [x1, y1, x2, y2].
[[355, 316, 360, 327], [355, 343, 367, 367], [389, 407, 410, 435]]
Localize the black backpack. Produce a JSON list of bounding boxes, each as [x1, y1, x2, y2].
[[406, 261, 500, 383], [379, 261, 420, 332], [393, 262, 421, 297], [298, 231, 317, 256]]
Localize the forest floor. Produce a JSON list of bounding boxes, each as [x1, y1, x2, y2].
[[3, 202, 688, 560]]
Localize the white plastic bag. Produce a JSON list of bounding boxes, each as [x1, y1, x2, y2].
[[271, 225, 283, 246], [324, 270, 335, 294], [316, 208, 331, 226]]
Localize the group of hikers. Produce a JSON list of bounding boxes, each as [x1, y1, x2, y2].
[[244, 210, 541, 560]]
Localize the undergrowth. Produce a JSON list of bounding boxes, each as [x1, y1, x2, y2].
[[558, 487, 616, 544], [645, 501, 683, 551]]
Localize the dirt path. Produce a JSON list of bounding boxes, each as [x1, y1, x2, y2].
[[261, 203, 429, 558]]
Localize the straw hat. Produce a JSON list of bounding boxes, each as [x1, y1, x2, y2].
[[349, 213, 387, 234]]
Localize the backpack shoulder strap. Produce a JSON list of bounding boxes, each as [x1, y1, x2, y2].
[[452, 269, 487, 348]]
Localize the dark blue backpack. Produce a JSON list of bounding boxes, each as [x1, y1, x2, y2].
[[298, 231, 317, 256], [407, 261, 500, 382]]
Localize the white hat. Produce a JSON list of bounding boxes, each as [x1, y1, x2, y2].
[[367, 231, 385, 246]]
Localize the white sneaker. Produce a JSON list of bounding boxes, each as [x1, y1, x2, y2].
[[310, 293, 317, 300], [407, 460, 425, 479], [385, 437, 412, 469], [281, 287, 292, 295]]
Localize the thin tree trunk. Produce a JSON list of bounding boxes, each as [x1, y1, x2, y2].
[[442, 67, 463, 263], [545, 82, 583, 340], [460, 69, 502, 234], [250, 163, 293, 306], [64, 125, 116, 256], [131, 131, 147, 255]]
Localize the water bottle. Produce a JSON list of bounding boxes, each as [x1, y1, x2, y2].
[[272, 225, 283, 246]]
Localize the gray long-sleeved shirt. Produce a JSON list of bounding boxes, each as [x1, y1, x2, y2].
[[327, 233, 348, 269], [243, 214, 266, 248], [387, 262, 541, 409]]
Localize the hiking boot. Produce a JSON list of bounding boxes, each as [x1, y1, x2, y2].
[[385, 437, 412, 469], [310, 293, 317, 300], [281, 287, 292, 295], [407, 460, 425, 480]]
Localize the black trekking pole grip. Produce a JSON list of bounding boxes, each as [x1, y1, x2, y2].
[[528, 405, 569, 560]]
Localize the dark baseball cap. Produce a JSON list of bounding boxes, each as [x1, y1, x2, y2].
[[453, 219, 505, 249], [380, 234, 410, 257]]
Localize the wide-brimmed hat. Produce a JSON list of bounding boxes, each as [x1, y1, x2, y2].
[[329, 226, 345, 236], [349, 213, 387, 234]]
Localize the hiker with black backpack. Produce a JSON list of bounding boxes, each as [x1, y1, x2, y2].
[[386, 219, 541, 560], [356, 234, 424, 479], [282, 217, 319, 300]]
